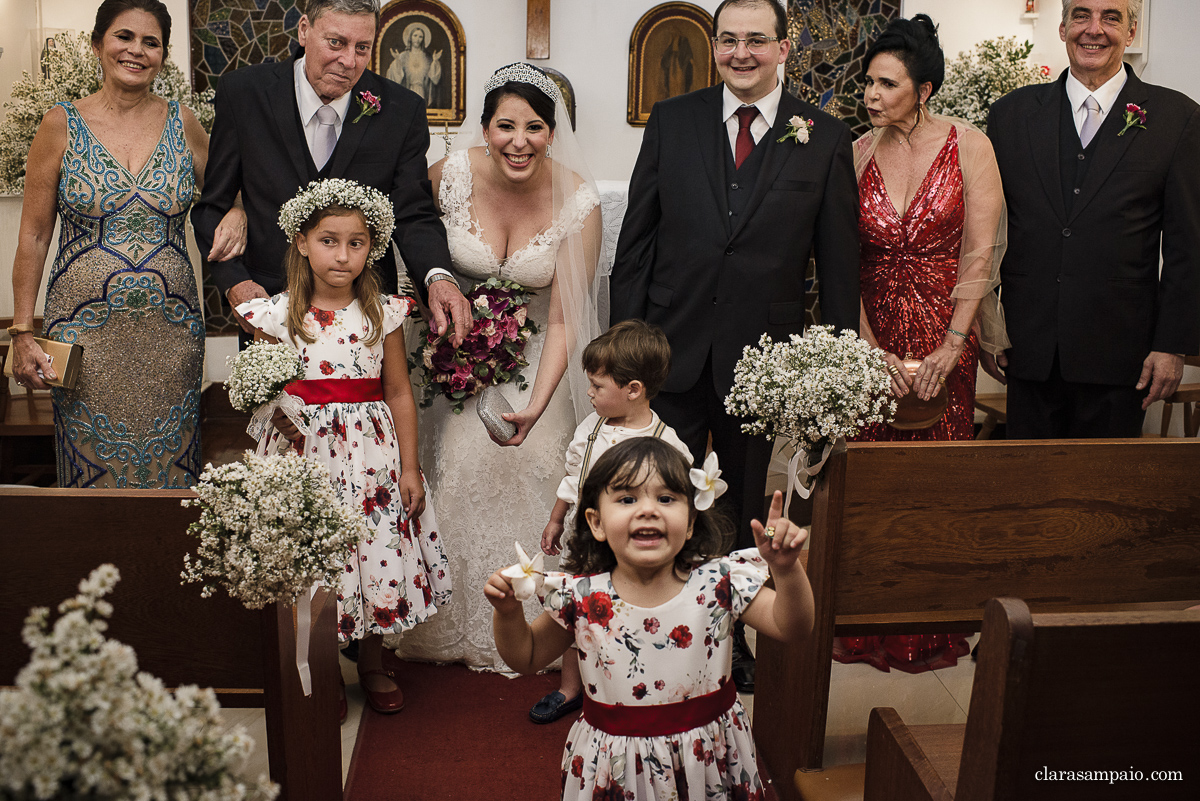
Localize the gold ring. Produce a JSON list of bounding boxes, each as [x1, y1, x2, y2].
[[764, 525, 776, 539], [937, 376, 946, 385], [887, 365, 899, 376]]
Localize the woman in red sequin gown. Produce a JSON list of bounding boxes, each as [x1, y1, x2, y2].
[[837, 15, 1008, 673]]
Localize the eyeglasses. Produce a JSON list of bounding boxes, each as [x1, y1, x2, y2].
[[712, 35, 780, 55]]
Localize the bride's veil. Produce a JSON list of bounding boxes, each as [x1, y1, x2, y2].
[[448, 63, 605, 425]]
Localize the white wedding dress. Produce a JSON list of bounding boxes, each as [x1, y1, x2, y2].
[[390, 149, 599, 669]]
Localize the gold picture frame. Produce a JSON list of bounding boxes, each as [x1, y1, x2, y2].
[[628, 2, 717, 127], [375, 0, 466, 125]]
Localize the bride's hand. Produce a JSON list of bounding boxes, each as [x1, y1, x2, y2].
[[495, 406, 542, 447]]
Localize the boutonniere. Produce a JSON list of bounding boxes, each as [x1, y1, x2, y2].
[[351, 90, 382, 123], [777, 115, 814, 145], [1117, 103, 1147, 136]]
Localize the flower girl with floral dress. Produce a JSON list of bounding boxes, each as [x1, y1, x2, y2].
[[237, 179, 451, 715]]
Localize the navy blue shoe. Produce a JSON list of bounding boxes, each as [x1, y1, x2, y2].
[[529, 690, 583, 724]]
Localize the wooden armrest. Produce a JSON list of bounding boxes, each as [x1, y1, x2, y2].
[[864, 708, 955, 801]]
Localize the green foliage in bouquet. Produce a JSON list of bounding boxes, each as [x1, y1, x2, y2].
[[0, 31, 215, 194], [928, 37, 1052, 132]]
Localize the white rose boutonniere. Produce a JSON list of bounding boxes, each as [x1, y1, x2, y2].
[[778, 115, 814, 145]]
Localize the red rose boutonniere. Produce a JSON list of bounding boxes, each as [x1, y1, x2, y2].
[[352, 90, 382, 123], [1117, 103, 1147, 137]]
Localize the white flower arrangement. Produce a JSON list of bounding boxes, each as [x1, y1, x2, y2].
[[928, 37, 1052, 132], [225, 342, 304, 412], [278, 179, 396, 264], [0, 31, 214, 194], [0, 564, 277, 801], [725, 326, 895, 450], [182, 452, 368, 610]]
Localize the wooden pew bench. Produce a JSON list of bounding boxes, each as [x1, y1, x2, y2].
[[754, 440, 1200, 801], [0, 488, 343, 800], [864, 598, 1199, 801]]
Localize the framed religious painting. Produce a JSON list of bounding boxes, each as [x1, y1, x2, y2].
[[627, 2, 717, 127], [542, 67, 577, 131], [375, 0, 466, 125]]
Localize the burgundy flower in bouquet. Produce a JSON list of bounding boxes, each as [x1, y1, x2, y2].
[[410, 277, 540, 413]]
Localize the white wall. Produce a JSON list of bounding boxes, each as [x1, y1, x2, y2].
[[903, 0, 1070, 78]]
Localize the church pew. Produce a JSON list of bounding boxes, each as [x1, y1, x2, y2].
[[862, 598, 1199, 801], [753, 440, 1200, 800], [0, 488, 342, 801]]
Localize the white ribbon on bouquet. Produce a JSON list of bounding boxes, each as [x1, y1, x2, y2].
[[246, 391, 311, 453], [782, 437, 846, 519]]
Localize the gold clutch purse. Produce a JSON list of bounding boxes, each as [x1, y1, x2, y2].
[[4, 337, 84, 390]]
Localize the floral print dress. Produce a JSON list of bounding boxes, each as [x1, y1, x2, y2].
[[239, 293, 452, 641], [543, 550, 769, 800]]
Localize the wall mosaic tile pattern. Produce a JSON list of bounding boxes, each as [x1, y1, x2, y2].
[[191, 0, 303, 333], [785, 0, 900, 326]]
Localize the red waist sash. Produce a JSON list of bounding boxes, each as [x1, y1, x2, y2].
[[582, 681, 737, 737], [285, 378, 383, 405]]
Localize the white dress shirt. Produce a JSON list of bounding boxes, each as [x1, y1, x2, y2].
[[1065, 68, 1128, 140], [293, 56, 352, 160], [722, 80, 784, 156]]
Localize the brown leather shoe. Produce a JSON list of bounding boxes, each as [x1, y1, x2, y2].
[[359, 669, 405, 714]]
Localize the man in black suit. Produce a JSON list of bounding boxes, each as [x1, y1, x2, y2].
[[193, 0, 469, 343], [987, 0, 1200, 437], [610, 0, 859, 689], [611, 0, 859, 543]]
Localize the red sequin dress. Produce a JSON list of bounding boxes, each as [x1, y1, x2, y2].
[[856, 126, 978, 443], [838, 127, 972, 673]]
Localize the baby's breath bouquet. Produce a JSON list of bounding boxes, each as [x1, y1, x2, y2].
[[725, 326, 894, 505], [182, 452, 367, 610], [0, 565, 277, 801], [225, 342, 309, 446]]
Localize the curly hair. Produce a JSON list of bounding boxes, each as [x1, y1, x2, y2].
[[562, 438, 733, 576]]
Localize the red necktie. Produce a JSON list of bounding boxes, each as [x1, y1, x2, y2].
[[734, 106, 758, 169]]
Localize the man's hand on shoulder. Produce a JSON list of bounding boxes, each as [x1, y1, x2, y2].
[[427, 277, 471, 348], [227, 280, 270, 334], [1137, 351, 1185, 410]]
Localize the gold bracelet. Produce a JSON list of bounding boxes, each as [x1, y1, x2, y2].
[[6, 323, 36, 337]]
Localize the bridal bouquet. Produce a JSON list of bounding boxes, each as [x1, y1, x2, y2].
[[225, 342, 309, 445], [411, 277, 540, 413], [725, 326, 894, 504], [0, 565, 277, 801], [182, 452, 367, 610]]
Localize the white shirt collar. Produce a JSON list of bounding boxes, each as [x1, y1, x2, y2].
[[1065, 66, 1128, 116], [294, 54, 353, 125], [722, 79, 784, 128]]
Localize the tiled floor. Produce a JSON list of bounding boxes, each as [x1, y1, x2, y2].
[[218, 633, 980, 787]]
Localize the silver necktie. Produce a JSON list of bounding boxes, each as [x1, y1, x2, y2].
[[313, 104, 339, 170], [1079, 95, 1101, 148]]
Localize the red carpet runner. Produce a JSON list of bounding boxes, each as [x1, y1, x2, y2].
[[343, 660, 571, 799], [343, 660, 779, 800]]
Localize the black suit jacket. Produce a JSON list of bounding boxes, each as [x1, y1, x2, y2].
[[192, 53, 451, 299], [610, 84, 860, 396], [988, 66, 1200, 385]]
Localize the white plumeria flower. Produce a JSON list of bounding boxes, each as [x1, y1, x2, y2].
[[501, 541, 544, 602], [689, 451, 728, 511]]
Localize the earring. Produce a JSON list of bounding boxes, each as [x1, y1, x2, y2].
[[484, 142, 491, 156], [546, 143, 552, 158]]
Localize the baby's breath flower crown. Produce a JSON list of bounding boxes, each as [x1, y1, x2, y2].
[[278, 178, 395, 264]]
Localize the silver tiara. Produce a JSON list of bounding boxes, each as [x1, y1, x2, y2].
[[482, 62, 562, 106]]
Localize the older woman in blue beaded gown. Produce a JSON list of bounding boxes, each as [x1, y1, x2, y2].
[[9, 0, 244, 488]]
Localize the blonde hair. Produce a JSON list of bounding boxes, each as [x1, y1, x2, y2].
[[282, 206, 385, 347]]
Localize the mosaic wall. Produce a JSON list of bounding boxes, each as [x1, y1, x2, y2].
[[191, 0, 303, 333], [785, 0, 900, 325]]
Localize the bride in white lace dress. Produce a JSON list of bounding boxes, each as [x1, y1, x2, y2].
[[391, 64, 603, 669]]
